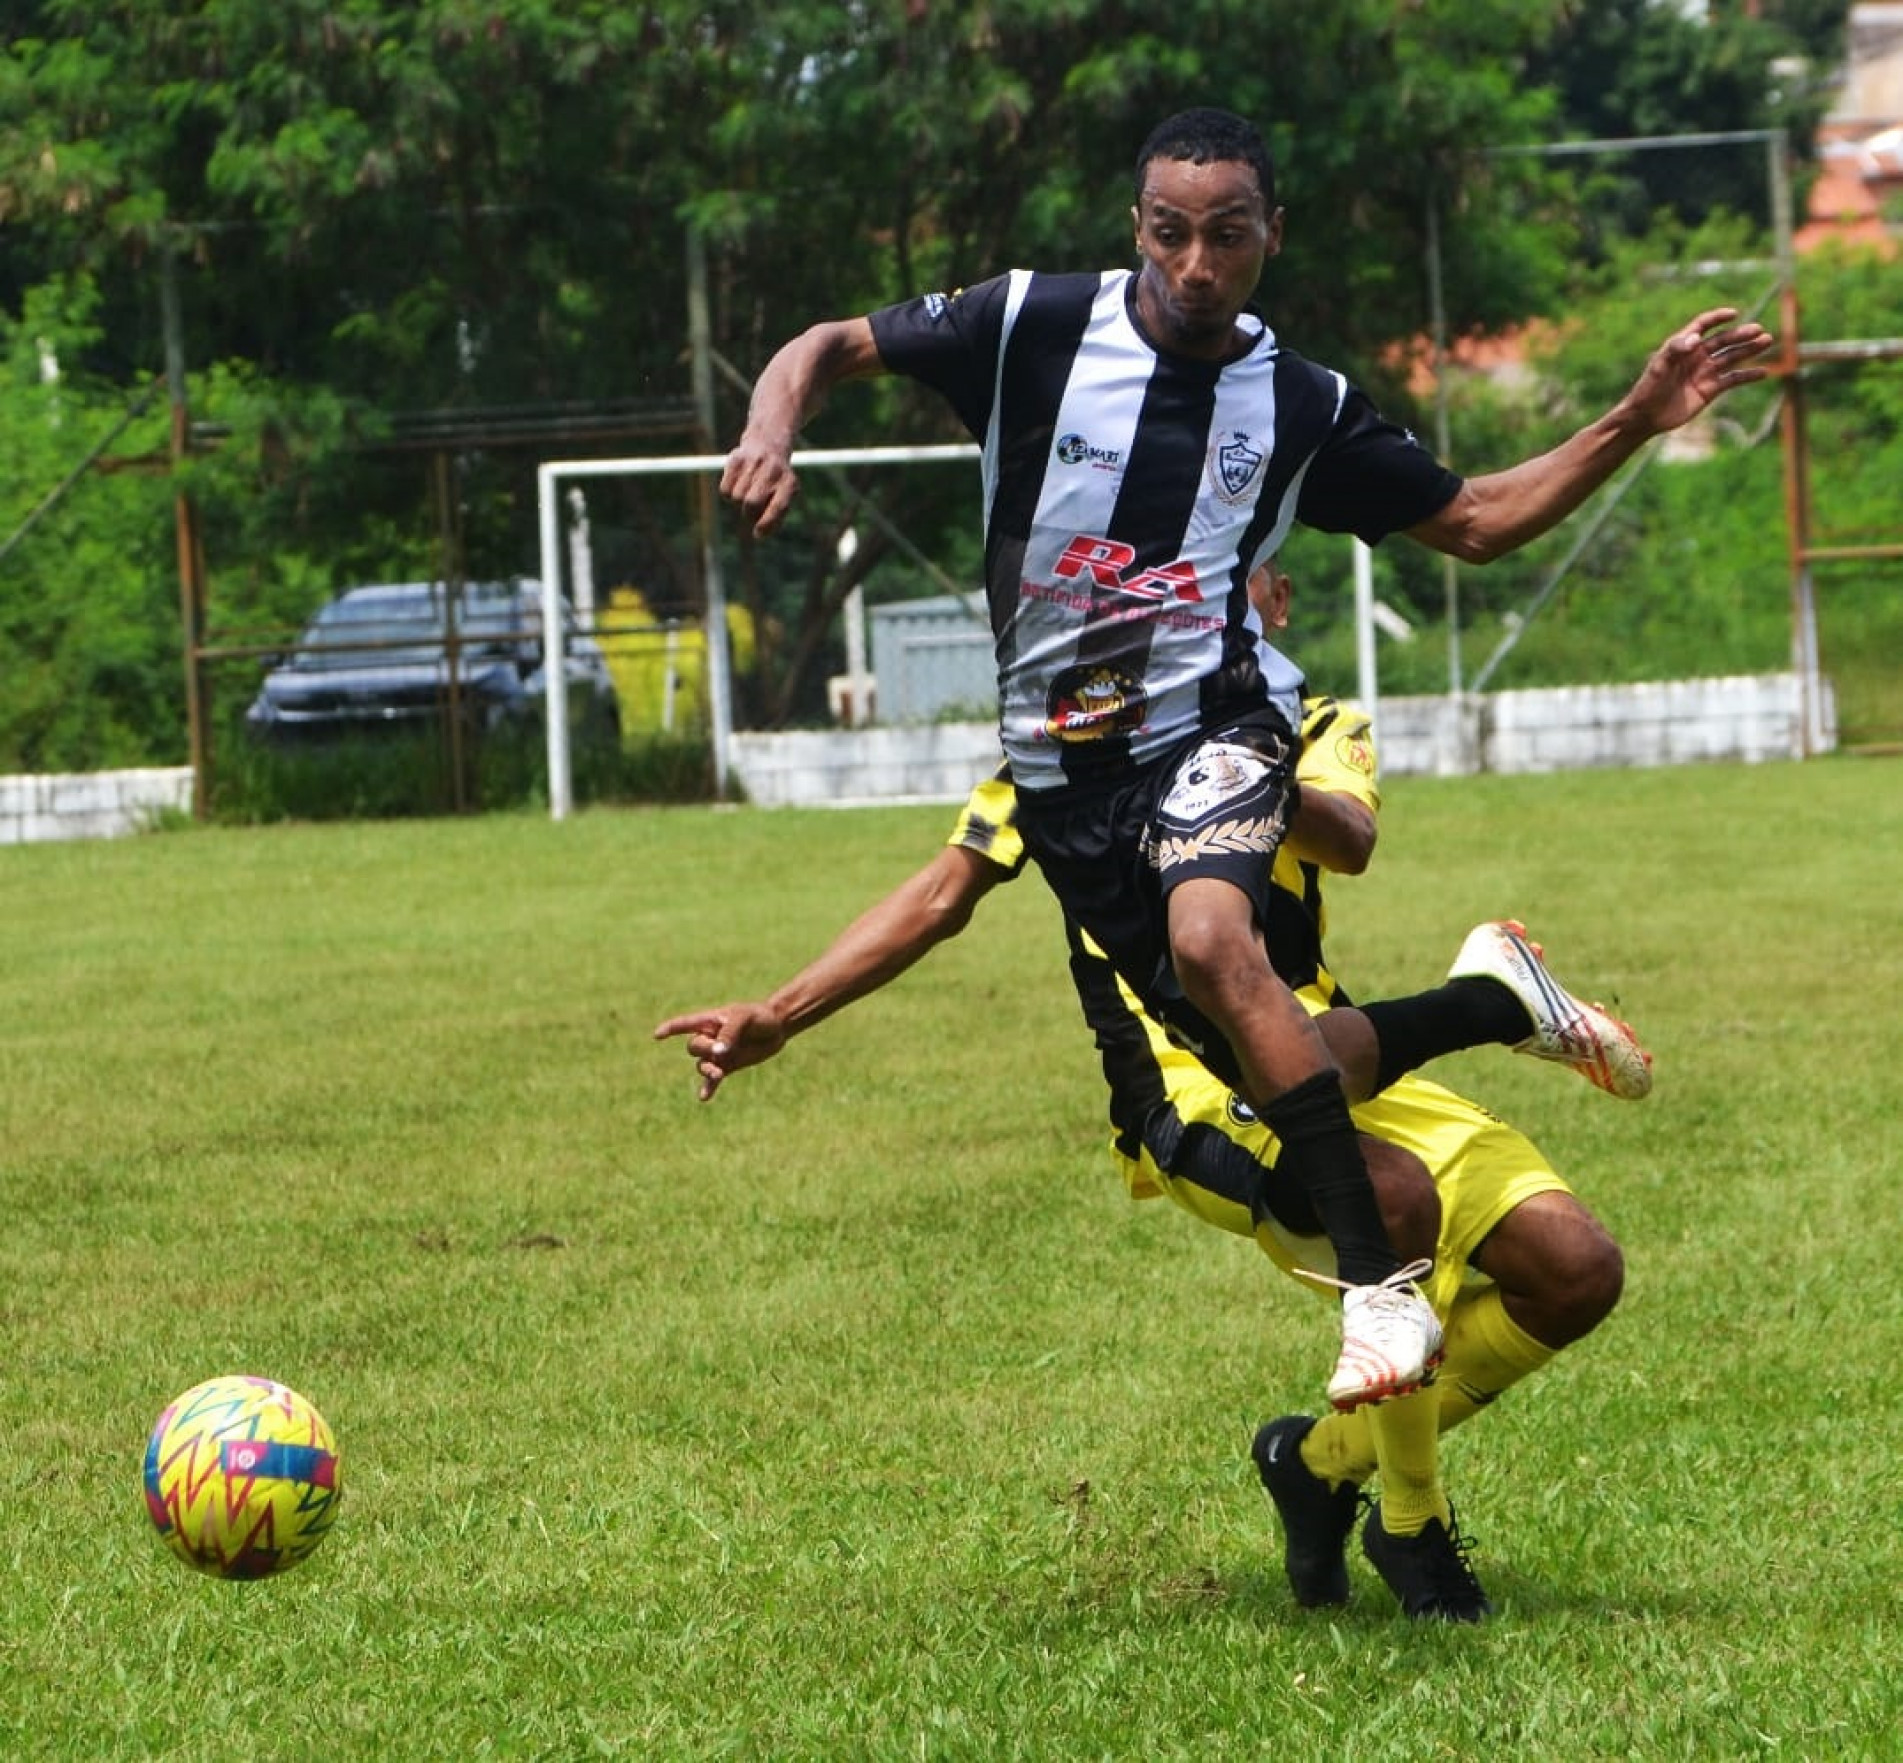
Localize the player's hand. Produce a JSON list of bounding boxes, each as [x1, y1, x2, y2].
[[718, 435, 800, 538], [653, 1002, 790, 1101], [1627, 308, 1776, 435]]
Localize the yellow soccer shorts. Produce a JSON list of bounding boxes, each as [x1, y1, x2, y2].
[[1119, 1043, 1571, 1319]]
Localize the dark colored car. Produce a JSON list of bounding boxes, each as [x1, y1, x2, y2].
[[245, 579, 620, 745]]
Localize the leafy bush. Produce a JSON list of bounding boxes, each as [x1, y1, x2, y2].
[[207, 710, 713, 823]]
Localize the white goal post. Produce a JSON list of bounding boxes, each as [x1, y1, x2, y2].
[[532, 446, 1392, 819], [533, 443, 980, 819]]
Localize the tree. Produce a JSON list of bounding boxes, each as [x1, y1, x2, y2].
[[685, 0, 1583, 719], [0, 276, 180, 769], [1525, 0, 1850, 238], [0, 0, 1856, 761]]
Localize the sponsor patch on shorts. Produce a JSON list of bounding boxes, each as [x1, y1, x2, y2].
[[1158, 741, 1270, 822]]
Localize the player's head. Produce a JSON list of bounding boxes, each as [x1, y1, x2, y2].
[[1131, 110, 1282, 359], [1249, 556, 1292, 631], [1134, 109, 1276, 212]]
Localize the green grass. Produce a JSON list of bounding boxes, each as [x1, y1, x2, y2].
[[3, 758, 1900, 1759]]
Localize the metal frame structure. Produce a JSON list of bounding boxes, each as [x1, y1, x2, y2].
[[532, 444, 979, 819]]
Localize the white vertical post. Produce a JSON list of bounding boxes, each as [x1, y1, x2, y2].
[[536, 466, 573, 821], [1353, 538, 1378, 722], [687, 226, 733, 798], [837, 525, 873, 728], [697, 502, 734, 796], [566, 487, 595, 625], [841, 584, 870, 726]]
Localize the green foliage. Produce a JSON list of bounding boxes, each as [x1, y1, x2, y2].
[[1797, 238, 1903, 449], [0, 276, 182, 769], [0, 1, 1891, 762], [1281, 214, 1888, 708], [0, 766, 1900, 1753], [208, 714, 707, 822], [1524, 0, 1849, 236]]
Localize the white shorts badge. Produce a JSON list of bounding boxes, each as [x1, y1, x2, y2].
[[1159, 741, 1270, 822]]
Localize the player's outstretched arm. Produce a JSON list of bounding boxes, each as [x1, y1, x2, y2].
[[719, 317, 886, 538], [1409, 307, 1775, 565], [655, 845, 1001, 1101], [651, 1001, 792, 1102]]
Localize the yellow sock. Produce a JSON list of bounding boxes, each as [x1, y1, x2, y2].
[[1436, 1286, 1556, 1431], [1295, 1387, 1448, 1533], [1300, 1407, 1375, 1490], [1364, 1386, 1448, 1535], [1296, 1289, 1557, 1510]]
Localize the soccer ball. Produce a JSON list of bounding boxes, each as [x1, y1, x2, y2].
[[142, 1374, 342, 1580]]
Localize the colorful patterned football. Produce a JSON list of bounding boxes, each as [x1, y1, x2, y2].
[[142, 1375, 342, 1580]]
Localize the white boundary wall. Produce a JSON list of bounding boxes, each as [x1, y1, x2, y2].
[[1, 765, 193, 845], [729, 670, 1829, 806], [535, 442, 1834, 812], [1373, 671, 1827, 776], [4, 671, 1830, 837]]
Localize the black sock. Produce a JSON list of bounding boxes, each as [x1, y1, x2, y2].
[[1262, 1069, 1397, 1287], [1358, 978, 1532, 1093]]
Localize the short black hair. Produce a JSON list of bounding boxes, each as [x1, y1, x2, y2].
[[1134, 108, 1276, 211]]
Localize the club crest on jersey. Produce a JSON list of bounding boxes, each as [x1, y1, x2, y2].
[[1043, 663, 1147, 743], [1334, 728, 1376, 777], [1212, 430, 1265, 502]]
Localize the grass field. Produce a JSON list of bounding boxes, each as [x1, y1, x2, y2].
[[3, 755, 1900, 1759]]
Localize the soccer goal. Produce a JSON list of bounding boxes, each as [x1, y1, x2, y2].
[[532, 442, 980, 819]]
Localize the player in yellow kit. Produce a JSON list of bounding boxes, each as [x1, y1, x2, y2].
[[1039, 690, 1626, 1619], [658, 571, 1642, 1621]]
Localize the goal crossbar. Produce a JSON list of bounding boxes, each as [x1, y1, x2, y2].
[[533, 444, 979, 818]]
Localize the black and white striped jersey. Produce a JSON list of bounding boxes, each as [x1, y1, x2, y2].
[[869, 268, 1459, 792]]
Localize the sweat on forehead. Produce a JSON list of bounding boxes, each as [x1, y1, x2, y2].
[[1133, 108, 1277, 211]]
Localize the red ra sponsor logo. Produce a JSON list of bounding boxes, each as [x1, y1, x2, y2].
[[1053, 536, 1202, 602]]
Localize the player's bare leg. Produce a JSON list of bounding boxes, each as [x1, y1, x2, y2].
[[1168, 876, 1441, 1406]]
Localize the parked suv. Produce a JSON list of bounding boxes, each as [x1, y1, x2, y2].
[[245, 579, 620, 745]]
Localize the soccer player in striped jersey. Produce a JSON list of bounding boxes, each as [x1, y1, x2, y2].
[[657, 565, 1644, 1621], [718, 109, 1767, 1436]]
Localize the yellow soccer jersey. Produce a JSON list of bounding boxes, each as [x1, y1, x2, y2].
[[945, 765, 1029, 876], [1267, 695, 1380, 1008]]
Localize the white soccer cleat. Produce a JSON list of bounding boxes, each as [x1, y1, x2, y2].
[[1449, 918, 1654, 1100], [1298, 1258, 1445, 1411]]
